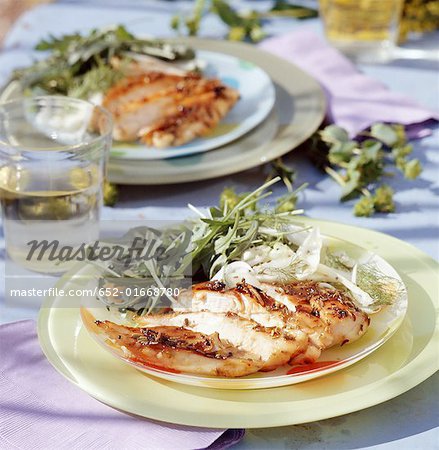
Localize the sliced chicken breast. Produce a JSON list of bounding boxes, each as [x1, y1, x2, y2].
[[177, 280, 303, 334], [181, 280, 322, 365], [176, 279, 369, 364], [94, 320, 264, 377], [103, 72, 239, 146], [135, 310, 307, 371], [262, 281, 370, 352]]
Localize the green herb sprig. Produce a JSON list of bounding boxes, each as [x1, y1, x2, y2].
[[171, 0, 317, 42], [312, 123, 422, 217], [190, 177, 305, 278], [356, 263, 405, 307]]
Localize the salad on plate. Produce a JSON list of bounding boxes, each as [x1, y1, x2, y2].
[[81, 178, 407, 385]]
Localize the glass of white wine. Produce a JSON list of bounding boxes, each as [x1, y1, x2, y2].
[[0, 96, 112, 273], [319, 0, 404, 62]]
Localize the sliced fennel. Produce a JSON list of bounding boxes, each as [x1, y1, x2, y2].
[[312, 264, 377, 313], [212, 223, 385, 314]]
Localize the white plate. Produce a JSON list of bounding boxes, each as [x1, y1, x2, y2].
[[111, 51, 275, 160], [76, 233, 407, 390]]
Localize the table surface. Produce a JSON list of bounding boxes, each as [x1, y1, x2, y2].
[[0, 1, 438, 449]]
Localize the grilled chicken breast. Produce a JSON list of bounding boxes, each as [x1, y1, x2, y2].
[[176, 280, 370, 364], [88, 278, 370, 377], [262, 281, 370, 351], [94, 320, 264, 377], [177, 280, 309, 340], [135, 310, 307, 371], [103, 72, 239, 147]]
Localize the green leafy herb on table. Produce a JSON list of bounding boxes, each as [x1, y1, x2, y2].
[[171, 0, 317, 42], [172, 0, 266, 42], [311, 123, 422, 217]]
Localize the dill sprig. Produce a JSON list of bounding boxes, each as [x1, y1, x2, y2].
[[356, 263, 405, 307], [258, 261, 301, 284], [322, 250, 355, 272]]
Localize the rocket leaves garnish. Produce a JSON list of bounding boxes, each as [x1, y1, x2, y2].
[[96, 177, 306, 315], [10, 26, 195, 99]]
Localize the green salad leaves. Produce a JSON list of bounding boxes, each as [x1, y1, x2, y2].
[[11, 26, 195, 99]]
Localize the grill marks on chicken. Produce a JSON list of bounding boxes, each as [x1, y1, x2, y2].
[[178, 280, 369, 364], [103, 72, 239, 147], [135, 310, 307, 371], [262, 282, 370, 352], [94, 280, 370, 377], [94, 320, 264, 377]]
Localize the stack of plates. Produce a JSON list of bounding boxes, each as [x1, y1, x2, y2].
[[107, 38, 326, 185], [38, 219, 439, 427]]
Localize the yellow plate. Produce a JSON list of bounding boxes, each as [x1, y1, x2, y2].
[[37, 219, 439, 428]]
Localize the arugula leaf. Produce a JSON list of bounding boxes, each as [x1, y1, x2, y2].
[[12, 26, 195, 98]]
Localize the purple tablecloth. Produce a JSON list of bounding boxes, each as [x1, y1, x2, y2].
[[0, 320, 244, 450]]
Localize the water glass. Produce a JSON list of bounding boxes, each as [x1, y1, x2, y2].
[[0, 96, 112, 273]]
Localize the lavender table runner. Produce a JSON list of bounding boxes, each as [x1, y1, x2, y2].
[[0, 320, 244, 450], [260, 29, 438, 138]]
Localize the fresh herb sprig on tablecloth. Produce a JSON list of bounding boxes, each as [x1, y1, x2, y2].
[[171, 0, 317, 42], [309, 123, 422, 217]]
